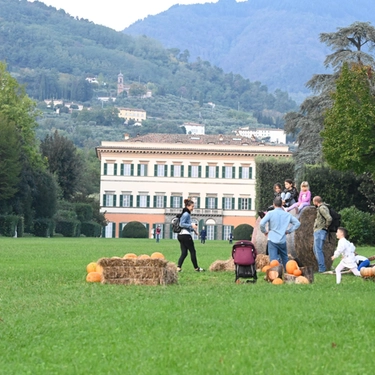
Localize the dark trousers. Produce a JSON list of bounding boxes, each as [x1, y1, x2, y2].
[[177, 234, 199, 269]]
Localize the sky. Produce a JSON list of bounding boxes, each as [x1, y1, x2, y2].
[[32, 0, 222, 31]]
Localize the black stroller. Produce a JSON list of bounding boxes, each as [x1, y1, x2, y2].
[[232, 240, 258, 283]]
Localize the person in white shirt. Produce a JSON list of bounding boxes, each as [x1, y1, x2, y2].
[[331, 227, 361, 284]]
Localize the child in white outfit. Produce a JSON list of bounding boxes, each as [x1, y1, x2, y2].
[[331, 227, 361, 284]]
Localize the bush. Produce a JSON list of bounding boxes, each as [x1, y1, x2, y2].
[[233, 224, 254, 241], [122, 221, 148, 238], [55, 220, 80, 237], [0, 215, 20, 237], [74, 203, 93, 222], [81, 221, 102, 237], [34, 218, 54, 237], [17, 216, 24, 238], [339, 206, 375, 245]]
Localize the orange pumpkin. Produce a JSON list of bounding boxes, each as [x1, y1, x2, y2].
[[86, 262, 96, 273], [286, 260, 298, 274], [272, 278, 284, 285], [123, 253, 137, 259], [86, 272, 102, 282], [293, 269, 302, 277], [262, 265, 271, 273], [138, 254, 150, 259], [151, 252, 165, 259], [96, 264, 103, 275], [360, 267, 374, 277], [269, 259, 280, 267]]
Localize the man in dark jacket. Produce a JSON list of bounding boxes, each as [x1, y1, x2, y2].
[[200, 227, 207, 244]]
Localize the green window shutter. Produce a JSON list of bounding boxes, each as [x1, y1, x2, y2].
[[232, 198, 235, 209], [145, 223, 149, 237], [250, 167, 253, 179], [205, 166, 209, 178], [238, 198, 241, 210], [222, 166, 225, 178], [232, 166, 235, 179], [137, 195, 140, 207], [216, 166, 219, 178], [120, 195, 123, 207], [131, 164, 134, 176], [171, 165, 174, 177], [215, 198, 218, 209], [205, 197, 208, 208], [101, 226, 105, 237], [239, 167, 242, 179], [179, 197, 183, 208], [102, 194, 106, 207], [113, 195, 117, 207], [137, 164, 141, 176], [222, 225, 225, 240], [164, 165, 168, 177], [222, 197, 225, 209], [199, 219, 204, 230], [153, 196, 157, 207], [198, 166, 202, 178], [188, 165, 192, 177], [164, 196, 167, 208], [249, 198, 252, 210], [214, 226, 217, 240], [154, 165, 157, 176], [104, 163, 107, 175], [197, 197, 201, 208], [114, 164, 117, 176], [112, 223, 116, 238], [147, 196, 150, 207], [145, 165, 148, 176], [170, 197, 173, 208], [181, 165, 184, 177], [120, 164, 124, 176], [130, 195, 133, 207]]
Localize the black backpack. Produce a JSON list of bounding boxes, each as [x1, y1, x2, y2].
[[171, 213, 182, 233], [321, 204, 341, 232]]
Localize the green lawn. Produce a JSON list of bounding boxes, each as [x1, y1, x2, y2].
[[0, 237, 374, 375]]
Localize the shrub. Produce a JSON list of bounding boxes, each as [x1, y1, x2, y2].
[[17, 216, 24, 238], [0, 215, 20, 237], [74, 203, 93, 222], [81, 221, 102, 237], [55, 220, 80, 237], [33, 218, 54, 237], [339, 206, 375, 245], [233, 224, 253, 241], [122, 221, 148, 238]]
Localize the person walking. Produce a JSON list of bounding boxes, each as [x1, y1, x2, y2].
[[260, 197, 300, 268], [331, 227, 361, 284], [155, 226, 161, 243], [200, 226, 207, 244], [312, 196, 332, 272], [228, 232, 233, 244], [177, 198, 205, 272]]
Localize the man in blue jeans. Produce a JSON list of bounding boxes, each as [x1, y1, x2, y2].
[[260, 197, 300, 268], [312, 196, 332, 272]]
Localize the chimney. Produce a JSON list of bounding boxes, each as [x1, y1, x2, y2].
[[124, 133, 129, 140]]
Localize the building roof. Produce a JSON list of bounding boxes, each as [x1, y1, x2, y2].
[[182, 122, 205, 127]]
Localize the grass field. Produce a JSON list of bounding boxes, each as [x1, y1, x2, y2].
[[0, 237, 374, 375]]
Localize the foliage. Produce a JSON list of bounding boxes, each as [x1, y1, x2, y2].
[[322, 63, 375, 175], [55, 220, 80, 237], [233, 224, 253, 241], [339, 206, 375, 245], [80, 221, 102, 237], [0, 214, 19, 237], [74, 203, 93, 223], [255, 157, 295, 211], [122, 221, 148, 238], [33, 218, 54, 237], [300, 164, 369, 212]]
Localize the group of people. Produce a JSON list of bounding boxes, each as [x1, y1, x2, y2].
[[259, 179, 369, 283]]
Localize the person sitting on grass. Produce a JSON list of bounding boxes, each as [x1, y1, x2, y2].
[[331, 227, 361, 284], [355, 254, 370, 271]]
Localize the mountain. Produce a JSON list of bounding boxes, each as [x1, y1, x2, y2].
[[124, 0, 375, 100], [0, 0, 296, 114]]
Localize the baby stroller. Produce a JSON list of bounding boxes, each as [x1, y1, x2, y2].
[[232, 240, 258, 283]]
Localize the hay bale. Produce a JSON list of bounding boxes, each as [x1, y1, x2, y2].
[[252, 206, 335, 272], [97, 258, 177, 285], [256, 254, 269, 270], [209, 258, 235, 272]]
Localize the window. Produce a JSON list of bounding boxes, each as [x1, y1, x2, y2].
[[238, 198, 251, 210], [120, 195, 133, 207], [171, 196, 182, 208], [222, 166, 235, 179], [173, 165, 181, 177], [104, 222, 116, 238], [103, 194, 116, 207], [206, 225, 215, 240], [138, 164, 148, 177], [104, 163, 117, 176], [206, 197, 217, 209], [239, 166, 252, 179], [137, 195, 150, 208], [223, 225, 234, 241], [154, 195, 166, 208], [191, 165, 199, 177], [223, 197, 234, 210], [155, 164, 167, 177], [121, 163, 133, 176], [206, 166, 217, 178]]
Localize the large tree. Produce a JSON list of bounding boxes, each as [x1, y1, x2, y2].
[[285, 22, 375, 175]]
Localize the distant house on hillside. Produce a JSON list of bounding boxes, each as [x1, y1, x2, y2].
[[235, 127, 286, 144], [85, 77, 98, 84], [117, 108, 147, 122], [181, 122, 205, 135]]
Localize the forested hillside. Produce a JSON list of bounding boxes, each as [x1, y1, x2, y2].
[[124, 0, 375, 100], [0, 0, 296, 114]]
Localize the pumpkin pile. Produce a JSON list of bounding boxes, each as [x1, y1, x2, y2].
[[261, 259, 310, 285], [85, 252, 166, 283], [285, 260, 310, 284]]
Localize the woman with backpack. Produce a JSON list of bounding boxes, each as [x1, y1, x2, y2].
[[177, 198, 205, 272]]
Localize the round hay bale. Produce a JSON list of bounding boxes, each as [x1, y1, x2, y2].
[[209, 260, 228, 271], [224, 258, 235, 271], [256, 254, 269, 270]]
